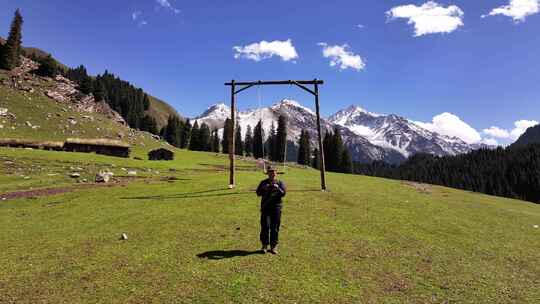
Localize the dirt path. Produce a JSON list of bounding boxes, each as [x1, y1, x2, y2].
[[0, 182, 126, 201]]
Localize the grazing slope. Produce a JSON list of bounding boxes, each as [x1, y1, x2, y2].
[[0, 71, 172, 158], [0, 147, 539, 303]]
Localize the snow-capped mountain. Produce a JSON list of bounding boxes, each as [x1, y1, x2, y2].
[[328, 105, 476, 158], [193, 100, 481, 164]]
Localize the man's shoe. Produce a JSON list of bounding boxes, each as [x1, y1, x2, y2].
[[269, 246, 278, 255], [261, 245, 268, 253]]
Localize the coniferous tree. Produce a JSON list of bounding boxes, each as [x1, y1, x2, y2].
[[253, 120, 265, 159], [312, 148, 320, 169], [189, 121, 200, 151], [268, 122, 277, 161], [211, 129, 220, 152], [140, 115, 158, 134], [323, 130, 333, 171], [340, 148, 353, 173], [199, 123, 211, 151], [143, 94, 151, 111], [0, 9, 23, 70], [235, 125, 244, 156], [297, 129, 311, 165], [332, 126, 344, 172], [79, 76, 94, 95], [276, 115, 288, 162], [244, 125, 253, 157], [221, 118, 232, 154], [93, 79, 107, 102], [34, 54, 58, 77], [164, 115, 182, 147], [180, 119, 191, 149]]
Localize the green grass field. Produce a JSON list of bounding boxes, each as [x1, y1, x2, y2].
[[1, 147, 539, 303]]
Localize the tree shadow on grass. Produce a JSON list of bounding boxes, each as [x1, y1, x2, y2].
[[197, 250, 265, 260], [120, 188, 253, 200]]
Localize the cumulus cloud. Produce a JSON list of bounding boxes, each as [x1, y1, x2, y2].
[[413, 112, 482, 144], [233, 39, 299, 62], [510, 120, 539, 139], [156, 0, 181, 14], [482, 0, 539, 22], [131, 11, 147, 26], [483, 126, 510, 138], [482, 138, 499, 146], [386, 1, 464, 36], [482, 120, 538, 141], [318, 43, 366, 71]]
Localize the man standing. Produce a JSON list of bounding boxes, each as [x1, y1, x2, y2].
[[256, 166, 286, 254]]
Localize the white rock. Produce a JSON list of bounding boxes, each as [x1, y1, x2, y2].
[[70, 172, 81, 178], [127, 170, 137, 176], [534, 225, 539, 229], [0, 108, 8, 116], [25, 121, 32, 127], [120, 233, 128, 240], [95, 171, 113, 183]]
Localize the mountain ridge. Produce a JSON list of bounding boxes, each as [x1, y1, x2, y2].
[[194, 100, 483, 163]]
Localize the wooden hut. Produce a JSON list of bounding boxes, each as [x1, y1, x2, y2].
[[148, 148, 174, 161], [0, 139, 64, 151], [64, 138, 130, 158]]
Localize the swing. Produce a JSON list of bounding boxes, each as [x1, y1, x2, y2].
[[225, 79, 327, 191]]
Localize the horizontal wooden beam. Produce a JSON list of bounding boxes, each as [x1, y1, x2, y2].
[[225, 80, 324, 86]]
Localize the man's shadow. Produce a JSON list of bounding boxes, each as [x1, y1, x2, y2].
[[196, 250, 264, 260]]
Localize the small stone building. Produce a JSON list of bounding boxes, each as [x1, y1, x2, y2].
[[148, 148, 174, 161], [63, 138, 130, 158]]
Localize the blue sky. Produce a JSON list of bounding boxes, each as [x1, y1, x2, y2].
[[0, 0, 539, 145]]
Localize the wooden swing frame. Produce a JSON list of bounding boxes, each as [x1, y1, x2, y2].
[[224, 79, 327, 191]]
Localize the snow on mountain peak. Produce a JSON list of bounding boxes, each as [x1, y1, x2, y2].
[[271, 98, 315, 115]]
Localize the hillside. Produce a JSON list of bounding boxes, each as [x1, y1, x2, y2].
[[0, 68, 171, 158], [0, 147, 539, 303], [1, 37, 181, 130]]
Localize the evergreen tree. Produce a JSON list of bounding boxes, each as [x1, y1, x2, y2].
[[332, 126, 344, 172], [221, 118, 232, 154], [276, 115, 288, 162], [297, 129, 311, 165], [199, 123, 211, 151], [34, 54, 58, 77], [323, 130, 333, 171], [140, 115, 158, 135], [340, 148, 353, 173], [79, 76, 94, 95], [93, 79, 107, 101], [180, 119, 191, 149], [268, 122, 277, 161], [0, 9, 23, 70], [235, 125, 244, 156], [312, 148, 320, 169], [189, 121, 200, 151], [244, 125, 253, 157], [163, 115, 182, 147], [143, 94, 151, 111], [253, 120, 265, 159], [211, 129, 220, 153]]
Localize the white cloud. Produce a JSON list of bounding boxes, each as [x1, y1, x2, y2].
[[386, 1, 464, 36], [482, 0, 539, 22], [318, 43, 366, 71], [357, 24, 365, 29], [233, 39, 299, 62], [414, 112, 482, 144], [481, 120, 538, 141], [510, 120, 539, 139], [482, 138, 499, 146], [156, 0, 181, 14], [132, 11, 141, 21], [131, 11, 147, 26], [483, 126, 511, 138]]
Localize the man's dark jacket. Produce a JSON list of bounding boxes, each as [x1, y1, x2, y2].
[[256, 179, 286, 210]]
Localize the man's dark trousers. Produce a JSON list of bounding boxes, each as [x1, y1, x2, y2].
[[260, 206, 281, 247]]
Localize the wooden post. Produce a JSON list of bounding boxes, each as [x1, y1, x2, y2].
[[229, 80, 236, 188], [314, 80, 327, 191]]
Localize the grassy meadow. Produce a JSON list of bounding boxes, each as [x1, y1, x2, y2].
[[1, 147, 539, 303]]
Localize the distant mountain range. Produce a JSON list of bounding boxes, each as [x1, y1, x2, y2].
[[193, 99, 488, 164]]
